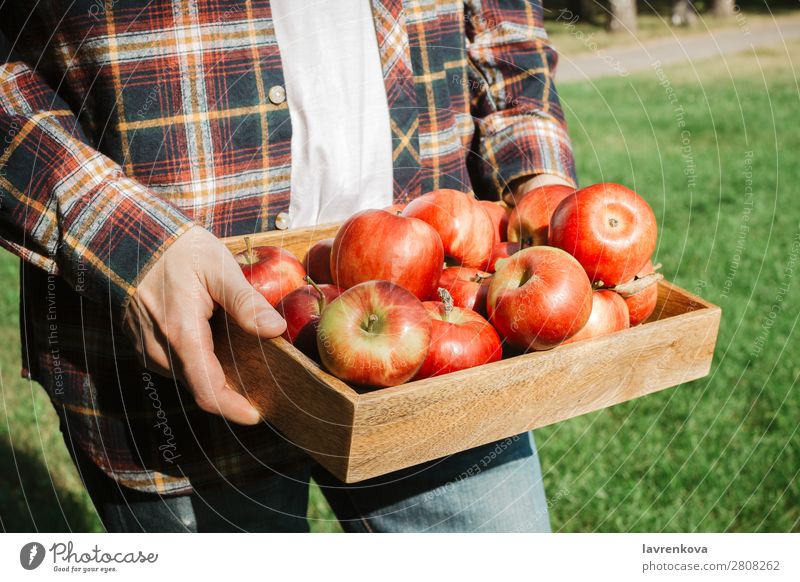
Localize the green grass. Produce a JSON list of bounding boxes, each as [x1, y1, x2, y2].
[[0, 256, 101, 531], [539, 40, 800, 532], [2, 40, 798, 532]]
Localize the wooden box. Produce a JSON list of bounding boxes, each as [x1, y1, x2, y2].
[[213, 225, 721, 483]]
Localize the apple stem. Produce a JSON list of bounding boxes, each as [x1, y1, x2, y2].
[[437, 287, 454, 321], [244, 236, 255, 263], [593, 280, 605, 290], [305, 275, 327, 311], [366, 314, 379, 333], [473, 273, 493, 284], [652, 262, 663, 271]]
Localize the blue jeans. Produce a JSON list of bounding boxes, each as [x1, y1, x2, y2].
[[68, 432, 550, 533]]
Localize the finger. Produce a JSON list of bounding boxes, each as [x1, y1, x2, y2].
[[206, 257, 287, 338], [173, 317, 261, 426]]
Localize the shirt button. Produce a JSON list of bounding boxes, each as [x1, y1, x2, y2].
[[268, 85, 286, 105], [275, 211, 290, 230]]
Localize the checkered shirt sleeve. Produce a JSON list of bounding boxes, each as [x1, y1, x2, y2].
[[0, 50, 194, 322], [465, 0, 577, 195]]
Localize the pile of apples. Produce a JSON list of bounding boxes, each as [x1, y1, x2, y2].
[[235, 184, 662, 388]]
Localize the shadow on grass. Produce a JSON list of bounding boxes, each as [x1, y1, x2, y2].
[[0, 438, 101, 532]]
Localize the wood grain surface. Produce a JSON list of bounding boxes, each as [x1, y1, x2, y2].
[[211, 314, 357, 476], [222, 223, 340, 263]]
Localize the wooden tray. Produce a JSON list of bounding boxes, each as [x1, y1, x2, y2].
[[213, 226, 721, 483]]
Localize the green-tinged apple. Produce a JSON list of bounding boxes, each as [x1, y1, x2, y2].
[[487, 246, 592, 350], [236, 238, 306, 305], [316, 280, 432, 387]]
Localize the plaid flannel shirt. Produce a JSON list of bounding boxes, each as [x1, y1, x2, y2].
[[0, 0, 575, 495]]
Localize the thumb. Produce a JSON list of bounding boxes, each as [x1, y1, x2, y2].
[[207, 259, 287, 338]]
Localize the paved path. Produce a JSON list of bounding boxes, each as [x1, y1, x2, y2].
[[556, 15, 800, 83]]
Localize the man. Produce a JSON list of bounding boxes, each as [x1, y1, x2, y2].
[[0, 0, 575, 532]]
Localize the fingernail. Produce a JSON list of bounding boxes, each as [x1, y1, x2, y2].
[[255, 311, 283, 329], [247, 406, 262, 424]]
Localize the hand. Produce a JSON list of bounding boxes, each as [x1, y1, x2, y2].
[[122, 226, 286, 425], [504, 173, 575, 207]]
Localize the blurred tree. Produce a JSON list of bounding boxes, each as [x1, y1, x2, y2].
[[608, 0, 637, 32], [579, 0, 604, 24], [712, 0, 736, 17], [672, 0, 698, 26]]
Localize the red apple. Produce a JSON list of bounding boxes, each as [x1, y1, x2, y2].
[[438, 266, 492, 314], [330, 209, 444, 300], [507, 184, 575, 246], [316, 280, 432, 387], [549, 183, 657, 286], [478, 200, 510, 244], [487, 242, 521, 273], [303, 238, 334, 285], [275, 278, 343, 358], [562, 290, 630, 345], [613, 260, 663, 326], [383, 203, 407, 215], [487, 246, 592, 350], [414, 289, 502, 379], [236, 238, 306, 305], [401, 189, 494, 269]]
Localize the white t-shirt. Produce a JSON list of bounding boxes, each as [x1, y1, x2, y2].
[[271, 0, 394, 228]]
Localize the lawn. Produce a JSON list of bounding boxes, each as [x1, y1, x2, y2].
[[1, 38, 798, 532]]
